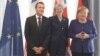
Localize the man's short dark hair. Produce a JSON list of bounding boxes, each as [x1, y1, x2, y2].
[[35, 2, 44, 8]]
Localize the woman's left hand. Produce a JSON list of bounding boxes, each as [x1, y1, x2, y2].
[[81, 33, 89, 40]]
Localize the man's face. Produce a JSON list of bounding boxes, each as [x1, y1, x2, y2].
[[35, 3, 45, 16]]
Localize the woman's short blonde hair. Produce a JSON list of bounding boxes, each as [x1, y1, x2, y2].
[[54, 4, 63, 11], [77, 6, 89, 13]]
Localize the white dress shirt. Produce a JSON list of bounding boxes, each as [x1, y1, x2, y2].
[[35, 15, 42, 26]]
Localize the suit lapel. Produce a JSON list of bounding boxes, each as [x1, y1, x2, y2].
[[32, 15, 39, 32], [54, 16, 67, 28], [54, 16, 61, 25], [61, 17, 68, 28], [42, 16, 46, 25], [40, 16, 45, 30]]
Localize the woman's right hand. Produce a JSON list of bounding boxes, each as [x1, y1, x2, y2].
[[75, 32, 83, 39]]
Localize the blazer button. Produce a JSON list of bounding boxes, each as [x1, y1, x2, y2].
[[61, 27, 64, 30]]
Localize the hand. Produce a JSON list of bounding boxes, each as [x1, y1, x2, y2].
[[32, 47, 38, 51], [66, 47, 72, 56], [75, 32, 83, 38], [32, 47, 41, 54], [35, 47, 44, 54], [81, 33, 89, 40], [38, 47, 44, 52]]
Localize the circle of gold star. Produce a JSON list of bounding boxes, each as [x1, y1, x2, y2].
[[8, 0, 12, 3], [7, 34, 12, 39], [16, 32, 21, 37]]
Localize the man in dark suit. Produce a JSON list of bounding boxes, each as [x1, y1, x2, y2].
[[25, 2, 50, 56], [48, 4, 70, 56]]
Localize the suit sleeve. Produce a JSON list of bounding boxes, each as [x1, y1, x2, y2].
[[68, 20, 81, 40], [42, 19, 51, 49], [65, 19, 69, 47], [86, 21, 97, 40], [68, 20, 76, 38], [24, 18, 34, 49]]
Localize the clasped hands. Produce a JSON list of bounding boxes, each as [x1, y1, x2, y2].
[[75, 32, 89, 40], [32, 47, 44, 54]]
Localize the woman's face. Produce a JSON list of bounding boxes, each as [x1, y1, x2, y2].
[[55, 7, 63, 16], [78, 10, 88, 20]]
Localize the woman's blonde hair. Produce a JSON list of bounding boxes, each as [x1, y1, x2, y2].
[[77, 6, 89, 13], [54, 4, 63, 11]]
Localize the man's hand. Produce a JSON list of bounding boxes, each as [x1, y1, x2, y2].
[[32, 47, 41, 54], [38, 47, 44, 52], [32, 47, 44, 54]]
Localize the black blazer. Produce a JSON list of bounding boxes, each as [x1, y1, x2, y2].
[[49, 16, 69, 46], [25, 15, 50, 49]]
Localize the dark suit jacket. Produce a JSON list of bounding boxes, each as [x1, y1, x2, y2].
[[25, 15, 50, 51], [49, 16, 69, 46]]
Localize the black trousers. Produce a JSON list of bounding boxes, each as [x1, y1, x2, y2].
[[49, 39, 66, 56], [72, 52, 94, 56]]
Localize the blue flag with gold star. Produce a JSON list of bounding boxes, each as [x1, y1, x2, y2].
[[12, 0, 24, 56], [0, 0, 12, 56], [0, 0, 24, 56]]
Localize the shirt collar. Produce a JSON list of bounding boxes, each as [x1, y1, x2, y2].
[[36, 14, 42, 19]]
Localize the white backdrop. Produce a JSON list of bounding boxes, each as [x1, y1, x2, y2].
[[0, 0, 7, 40]]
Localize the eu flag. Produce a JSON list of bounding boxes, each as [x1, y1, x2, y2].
[[32, 0, 36, 2], [0, 0, 24, 56], [0, 0, 12, 56]]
